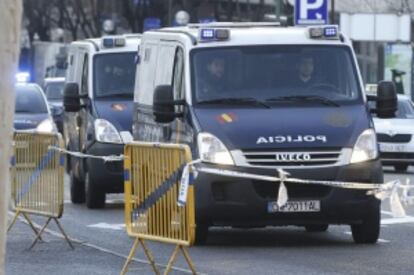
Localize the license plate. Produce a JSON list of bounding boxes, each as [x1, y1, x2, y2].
[[268, 200, 320, 213], [379, 143, 406, 152]]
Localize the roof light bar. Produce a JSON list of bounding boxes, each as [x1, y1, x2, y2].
[[16, 72, 30, 83], [309, 25, 339, 40], [102, 37, 126, 48], [199, 28, 230, 42]]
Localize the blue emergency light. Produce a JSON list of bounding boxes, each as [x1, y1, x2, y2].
[[102, 37, 126, 48], [309, 26, 339, 40], [324, 26, 338, 38], [16, 72, 30, 83], [199, 28, 230, 42]]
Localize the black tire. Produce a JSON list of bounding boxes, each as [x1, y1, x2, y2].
[[351, 204, 380, 244], [305, 224, 329, 232], [194, 224, 209, 245], [394, 164, 408, 173], [85, 172, 106, 209], [70, 172, 85, 204]]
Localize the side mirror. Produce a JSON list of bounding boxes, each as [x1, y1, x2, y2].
[[50, 105, 62, 116], [376, 81, 397, 118], [153, 85, 184, 123], [63, 83, 81, 112]]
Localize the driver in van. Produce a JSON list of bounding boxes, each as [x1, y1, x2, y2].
[[294, 54, 318, 89], [197, 56, 228, 100]]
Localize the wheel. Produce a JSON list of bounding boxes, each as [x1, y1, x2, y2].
[[70, 171, 85, 204], [351, 204, 380, 244], [194, 224, 209, 245], [394, 164, 408, 173], [305, 224, 329, 232], [85, 172, 106, 209]]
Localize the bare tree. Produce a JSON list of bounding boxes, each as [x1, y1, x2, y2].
[[0, 1, 22, 274]]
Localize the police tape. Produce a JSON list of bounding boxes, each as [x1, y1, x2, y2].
[[177, 161, 414, 218], [42, 146, 414, 218], [48, 146, 125, 162]]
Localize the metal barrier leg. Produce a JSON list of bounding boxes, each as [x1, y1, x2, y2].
[[53, 218, 74, 249], [139, 239, 159, 275], [180, 246, 197, 274], [164, 245, 180, 275], [164, 245, 197, 275], [121, 238, 160, 275], [22, 212, 43, 240], [29, 217, 52, 250], [121, 238, 140, 275], [7, 210, 21, 232]]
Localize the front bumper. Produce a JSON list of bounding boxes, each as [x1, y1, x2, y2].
[[378, 142, 414, 165], [86, 141, 124, 193], [194, 159, 383, 227]]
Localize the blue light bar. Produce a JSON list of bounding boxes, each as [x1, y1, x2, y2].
[[16, 72, 30, 83], [200, 29, 215, 40], [199, 28, 230, 42], [324, 26, 338, 38], [102, 38, 114, 48]]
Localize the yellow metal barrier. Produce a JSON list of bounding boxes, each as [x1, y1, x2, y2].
[[122, 142, 196, 275], [8, 131, 73, 249]]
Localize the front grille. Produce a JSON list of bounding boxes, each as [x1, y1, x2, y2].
[[253, 181, 331, 199], [377, 134, 411, 143], [242, 148, 342, 167]]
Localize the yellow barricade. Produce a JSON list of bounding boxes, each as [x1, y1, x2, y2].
[[122, 142, 196, 275], [8, 131, 73, 249]]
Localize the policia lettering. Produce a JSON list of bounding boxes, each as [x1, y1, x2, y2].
[[256, 135, 327, 144]]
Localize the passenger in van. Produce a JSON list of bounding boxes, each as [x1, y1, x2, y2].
[[197, 56, 228, 100]]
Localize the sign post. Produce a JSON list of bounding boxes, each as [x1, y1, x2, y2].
[[295, 0, 328, 26]]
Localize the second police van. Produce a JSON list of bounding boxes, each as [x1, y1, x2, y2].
[[64, 35, 140, 208], [132, 23, 397, 244]]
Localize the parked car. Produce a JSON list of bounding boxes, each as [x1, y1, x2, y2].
[[43, 77, 65, 133], [374, 95, 414, 172], [14, 83, 57, 133]]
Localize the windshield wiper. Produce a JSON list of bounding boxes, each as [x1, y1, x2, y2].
[[197, 97, 270, 108], [266, 95, 340, 107]]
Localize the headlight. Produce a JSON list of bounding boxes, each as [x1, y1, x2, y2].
[[36, 118, 56, 133], [350, 129, 378, 163], [94, 119, 122, 144], [197, 132, 234, 165]]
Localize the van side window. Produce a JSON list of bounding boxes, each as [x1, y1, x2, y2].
[[172, 47, 185, 101], [81, 54, 88, 96]]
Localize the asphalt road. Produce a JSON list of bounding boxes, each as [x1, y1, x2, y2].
[[6, 166, 414, 275]]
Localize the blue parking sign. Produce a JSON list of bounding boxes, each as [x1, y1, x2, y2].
[[295, 0, 328, 25]]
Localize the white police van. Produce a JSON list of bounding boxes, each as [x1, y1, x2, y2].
[[132, 23, 397, 244], [64, 35, 140, 208]]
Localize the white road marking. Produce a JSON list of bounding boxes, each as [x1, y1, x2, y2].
[[381, 216, 414, 225], [7, 212, 203, 275], [343, 231, 390, 243], [88, 223, 125, 231]]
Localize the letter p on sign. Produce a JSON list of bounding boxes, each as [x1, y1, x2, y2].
[[295, 0, 328, 25]]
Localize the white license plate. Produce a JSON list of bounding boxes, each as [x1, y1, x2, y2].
[[268, 200, 320, 213], [379, 143, 406, 152]]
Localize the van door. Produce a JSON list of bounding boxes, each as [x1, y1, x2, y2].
[[134, 41, 176, 142], [170, 46, 192, 144]]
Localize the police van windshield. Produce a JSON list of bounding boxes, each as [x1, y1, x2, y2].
[[192, 46, 362, 105], [94, 52, 136, 98]]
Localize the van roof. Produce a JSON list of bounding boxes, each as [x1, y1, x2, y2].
[[146, 23, 349, 47], [71, 34, 141, 53]]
